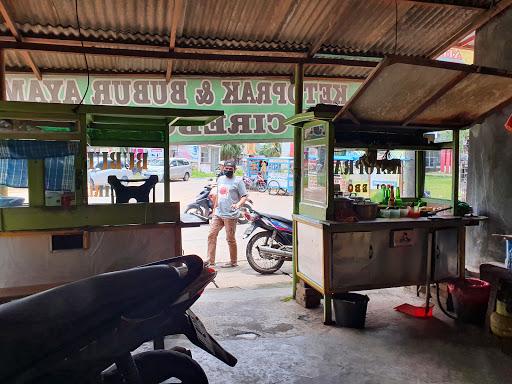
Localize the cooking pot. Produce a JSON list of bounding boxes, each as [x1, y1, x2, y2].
[[334, 197, 357, 221], [354, 201, 379, 220]]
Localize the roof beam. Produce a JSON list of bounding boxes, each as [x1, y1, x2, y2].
[[403, 1, 489, 11], [429, 0, 512, 58], [166, 0, 184, 82], [0, 40, 379, 68], [401, 71, 468, 126], [0, 0, 42, 80], [0, 35, 309, 58]]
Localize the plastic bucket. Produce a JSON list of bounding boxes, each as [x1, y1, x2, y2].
[[448, 278, 490, 325], [333, 293, 369, 329]]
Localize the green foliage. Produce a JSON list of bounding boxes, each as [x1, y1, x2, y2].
[[259, 143, 281, 157], [221, 144, 243, 161]]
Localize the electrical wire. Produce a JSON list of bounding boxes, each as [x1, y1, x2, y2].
[[73, 0, 90, 112], [436, 283, 458, 320], [394, 0, 398, 55]]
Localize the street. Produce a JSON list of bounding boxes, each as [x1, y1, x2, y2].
[[173, 178, 294, 289], [88, 177, 295, 289]]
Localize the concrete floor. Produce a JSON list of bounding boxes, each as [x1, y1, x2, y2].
[[149, 284, 511, 384]]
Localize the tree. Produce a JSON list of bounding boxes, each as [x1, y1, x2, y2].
[[259, 143, 281, 158], [221, 144, 243, 162]]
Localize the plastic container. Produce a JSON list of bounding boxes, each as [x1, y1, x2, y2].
[[389, 208, 400, 219], [496, 300, 512, 317], [448, 278, 491, 325], [490, 311, 512, 337], [380, 209, 391, 219], [333, 292, 370, 329]]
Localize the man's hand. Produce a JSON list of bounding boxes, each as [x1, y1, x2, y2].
[[231, 203, 240, 210]]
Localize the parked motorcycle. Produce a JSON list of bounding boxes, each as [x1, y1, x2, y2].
[[0, 255, 236, 384], [243, 210, 293, 274], [184, 182, 254, 224]]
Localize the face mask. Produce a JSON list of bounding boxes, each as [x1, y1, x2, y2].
[[225, 170, 234, 178]]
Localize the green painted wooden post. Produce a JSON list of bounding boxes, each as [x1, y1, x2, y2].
[[0, 49, 6, 198], [452, 130, 460, 215], [164, 126, 170, 202], [27, 159, 45, 206], [78, 114, 88, 206], [292, 63, 304, 298]]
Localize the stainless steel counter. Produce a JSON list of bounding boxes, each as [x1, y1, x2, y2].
[[294, 214, 461, 295]]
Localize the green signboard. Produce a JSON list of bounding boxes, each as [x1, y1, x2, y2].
[[5, 75, 360, 143]]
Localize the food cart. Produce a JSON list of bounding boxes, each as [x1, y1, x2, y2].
[[286, 57, 512, 324], [0, 101, 222, 301]]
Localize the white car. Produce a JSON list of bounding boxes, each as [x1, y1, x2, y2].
[[144, 157, 192, 182], [89, 160, 143, 186]]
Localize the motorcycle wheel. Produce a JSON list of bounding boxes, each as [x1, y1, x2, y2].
[[185, 206, 205, 218], [246, 230, 285, 274], [237, 203, 252, 225], [102, 350, 209, 384]]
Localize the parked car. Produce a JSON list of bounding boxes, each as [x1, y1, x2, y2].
[[145, 157, 192, 182], [89, 160, 143, 187]]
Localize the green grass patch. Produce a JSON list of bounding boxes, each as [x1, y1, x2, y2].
[[280, 296, 293, 302], [191, 168, 243, 178], [191, 169, 216, 178], [424, 174, 452, 200]]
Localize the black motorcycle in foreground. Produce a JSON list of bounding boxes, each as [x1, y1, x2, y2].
[[0, 255, 236, 384], [243, 210, 293, 274], [184, 182, 254, 224]]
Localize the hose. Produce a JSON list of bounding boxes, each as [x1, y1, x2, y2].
[[436, 283, 458, 320]]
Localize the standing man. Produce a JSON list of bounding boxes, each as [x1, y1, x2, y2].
[[207, 160, 248, 268]]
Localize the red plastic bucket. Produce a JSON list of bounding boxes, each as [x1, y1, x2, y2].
[[448, 278, 490, 324]]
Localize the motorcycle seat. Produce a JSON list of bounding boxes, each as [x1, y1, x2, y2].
[[0, 265, 183, 381], [262, 213, 292, 225]]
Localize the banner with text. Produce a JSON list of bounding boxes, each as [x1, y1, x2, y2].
[[5, 75, 360, 144]]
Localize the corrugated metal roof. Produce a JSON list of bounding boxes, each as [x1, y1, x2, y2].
[[0, 0, 500, 78], [335, 57, 512, 128]]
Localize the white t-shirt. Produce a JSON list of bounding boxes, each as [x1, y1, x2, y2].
[[215, 175, 247, 219]]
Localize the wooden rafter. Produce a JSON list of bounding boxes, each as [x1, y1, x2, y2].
[[0, 0, 41, 80], [429, 0, 512, 58], [404, 1, 489, 11], [0, 36, 311, 59], [0, 40, 379, 68], [166, 0, 184, 82], [401, 71, 468, 126]]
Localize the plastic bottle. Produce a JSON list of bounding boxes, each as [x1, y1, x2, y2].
[[395, 187, 402, 207]]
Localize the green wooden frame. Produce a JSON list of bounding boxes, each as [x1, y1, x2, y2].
[[0, 101, 223, 231], [298, 120, 333, 221]]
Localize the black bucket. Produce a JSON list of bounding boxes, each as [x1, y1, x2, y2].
[[333, 293, 370, 329]]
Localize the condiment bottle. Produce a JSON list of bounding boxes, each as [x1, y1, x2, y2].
[[388, 186, 396, 208], [395, 186, 402, 207]]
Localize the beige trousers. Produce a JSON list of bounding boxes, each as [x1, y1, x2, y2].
[[207, 215, 238, 264]]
